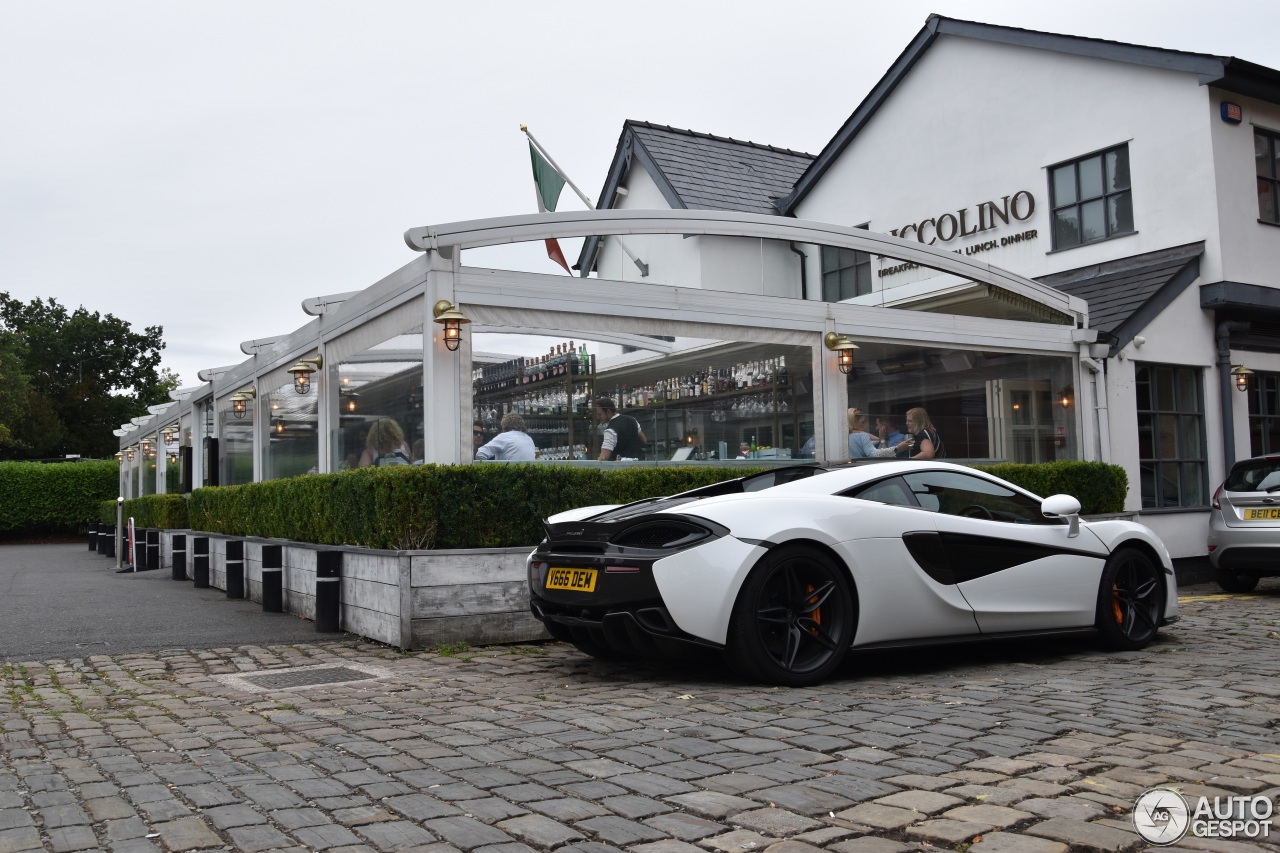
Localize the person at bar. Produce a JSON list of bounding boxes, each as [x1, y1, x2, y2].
[[475, 412, 536, 461]]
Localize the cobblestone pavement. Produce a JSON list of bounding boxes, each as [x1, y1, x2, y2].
[[2, 585, 1279, 853]]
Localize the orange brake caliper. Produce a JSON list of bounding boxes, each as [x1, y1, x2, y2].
[[1112, 583, 1123, 625]]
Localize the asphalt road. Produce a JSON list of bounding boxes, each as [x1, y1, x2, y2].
[[0, 542, 330, 661]]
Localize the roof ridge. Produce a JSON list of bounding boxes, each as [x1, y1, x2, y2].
[[927, 13, 1235, 65], [625, 119, 815, 160]]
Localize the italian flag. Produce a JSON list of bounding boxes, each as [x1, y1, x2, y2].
[[530, 142, 571, 274]]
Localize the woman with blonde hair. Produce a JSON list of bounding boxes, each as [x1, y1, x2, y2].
[[893, 407, 944, 460], [358, 417, 411, 467], [847, 408, 880, 458]]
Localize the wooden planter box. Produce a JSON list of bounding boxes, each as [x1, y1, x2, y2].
[[159, 531, 548, 649]]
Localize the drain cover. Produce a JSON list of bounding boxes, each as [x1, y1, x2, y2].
[[240, 666, 374, 690], [211, 662, 393, 693]]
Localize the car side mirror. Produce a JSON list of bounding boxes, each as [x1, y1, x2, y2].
[[1041, 494, 1081, 538]]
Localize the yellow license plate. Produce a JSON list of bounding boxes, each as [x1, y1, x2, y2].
[[1244, 508, 1280, 521], [545, 568, 598, 592]]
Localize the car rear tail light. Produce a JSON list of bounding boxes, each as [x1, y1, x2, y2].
[[1212, 483, 1223, 510]]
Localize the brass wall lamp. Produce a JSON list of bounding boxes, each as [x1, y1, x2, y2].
[[824, 332, 859, 375], [288, 356, 323, 394], [433, 300, 470, 352], [1231, 365, 1254, 392], [230, 388, 257, 419]]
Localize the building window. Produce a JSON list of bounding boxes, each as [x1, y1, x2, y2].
[[1257, 129, 1280, 225], [1247, 372, 1280, 456], [821, 246, 871, 302], [1049, 144, 1134, 250], [1136, 364, 1206, 509]]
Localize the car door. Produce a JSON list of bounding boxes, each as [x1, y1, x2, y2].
[[839, 476, 981, 644], [899, 470, 1108, 633]]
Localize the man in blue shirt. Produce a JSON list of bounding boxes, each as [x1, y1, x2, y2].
[[875, 415, 908, 457]]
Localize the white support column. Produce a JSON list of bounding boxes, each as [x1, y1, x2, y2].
[[252, 380, 263, 483], [819, 322, 850, 464], [422, 249, 466, 465], [317, 341, 332, 473]]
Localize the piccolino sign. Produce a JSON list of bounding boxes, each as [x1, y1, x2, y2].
[[888, 191, 1035, 245]]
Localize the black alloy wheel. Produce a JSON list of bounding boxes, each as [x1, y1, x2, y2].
[[1095, 548, 1163, 650], [727, 545, 854, 686], [1213, 566, 1260, 593]]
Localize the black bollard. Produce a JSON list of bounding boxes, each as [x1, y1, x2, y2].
[[193, 536, 209, 588], [225, 540, 245, 599], [88, 522, 98, 551], [261, 545, 283, 613], [315, 551, 342, 632], [133, 532, 146, 571], [103, 526, 115, 559], [145, 529, 160, 572], [171, 534, 187, 581]]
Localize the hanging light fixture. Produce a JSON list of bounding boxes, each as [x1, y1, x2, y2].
[[433, 300, 470, 352], [1231, 365, 1254, 392], [1058, 385, 1074, 409], [288, 356, 322, 394], [824, 332, 859, 375], [342, 391, 360, 413]]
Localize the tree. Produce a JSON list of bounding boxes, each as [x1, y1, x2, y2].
[[0, 331, 32, 449], [0, 294, 172, 460]]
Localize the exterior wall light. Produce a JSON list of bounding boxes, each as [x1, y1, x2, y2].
[[115, 451, 123, 464], [433, 300, 470, 352], [1231, 365, 1254, 392], [126, 447, 135, 461], [162, 425, 178, 444], [142, 439, 152, 453], [230, 388, 256, 419], [824, 332, 859, 375], [288, 356, 322, 394], [1059, 385, 1074, 409]]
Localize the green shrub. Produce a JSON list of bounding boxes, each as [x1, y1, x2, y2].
[[0, 460, 118, 535], [974, 461, 1127, 515], [148, 459, 1129, 550], [102, 494, 189, 529]]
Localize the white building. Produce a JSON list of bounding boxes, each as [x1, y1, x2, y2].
[[581, 17, 1280, 559]]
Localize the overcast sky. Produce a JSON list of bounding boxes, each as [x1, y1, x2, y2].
[[2, 0, 1278, 389]]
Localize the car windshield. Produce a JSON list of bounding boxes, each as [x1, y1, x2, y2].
[[589, 465, 831, 522], [1225, 457, 1280, 492]]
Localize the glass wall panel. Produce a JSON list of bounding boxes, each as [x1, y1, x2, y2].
[[595, 342, 815, 463], [265, 377, 320, 479], [332, 329, 423, 470], [219, 393, 255, 486], [141, 433, 158, 495], [846, 345, 1077, 463]]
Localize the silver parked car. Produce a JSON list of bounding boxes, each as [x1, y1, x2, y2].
[[1208, 454, 1280, 592]]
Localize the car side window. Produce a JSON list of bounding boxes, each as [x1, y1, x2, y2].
[[845, 476, 920, 508], [900, 471, 1056, 524]]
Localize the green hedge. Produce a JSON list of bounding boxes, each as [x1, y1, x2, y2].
[[101, 460, 1128, 550], [974, 461, 1127, 516], [102, 493, 189, 530], [0, 460, 118, 535]]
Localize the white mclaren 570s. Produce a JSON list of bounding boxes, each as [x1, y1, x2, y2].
[[527, 460, 1178, 686]]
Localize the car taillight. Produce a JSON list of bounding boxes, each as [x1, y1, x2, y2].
[[1211, 483, 1223, 510]]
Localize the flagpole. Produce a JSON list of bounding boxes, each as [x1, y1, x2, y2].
[[521, 125, 649, 277]]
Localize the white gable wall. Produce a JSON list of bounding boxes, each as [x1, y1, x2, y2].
[[795, 36, 1221, 285], [1209, 91, 1280, 284]]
